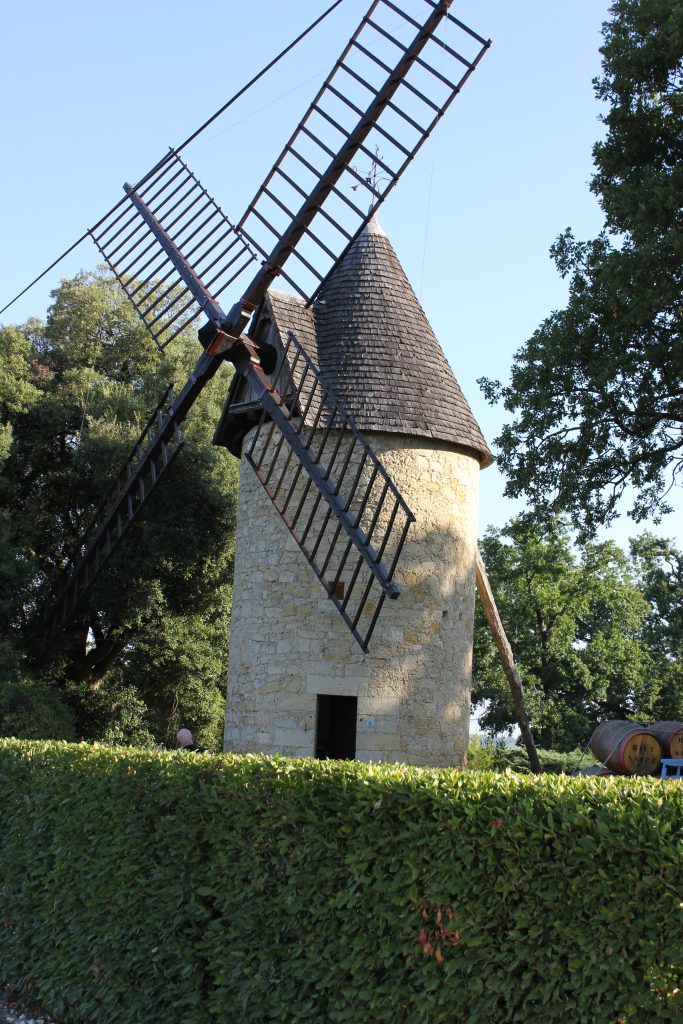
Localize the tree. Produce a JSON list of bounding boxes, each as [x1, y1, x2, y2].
[[0, 270, 239, 749], [0, 324, 42, 672], [629, 532, 683, 719], [479, 0, 683, 534], [471, 516, 677, 749]]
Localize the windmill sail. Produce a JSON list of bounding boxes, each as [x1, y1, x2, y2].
[[43, 0, 489, 650], [90, 150, 258, 350], [238, 0, 490, 304], [244, 330, 414, 651], [43, 388, 184, 648]]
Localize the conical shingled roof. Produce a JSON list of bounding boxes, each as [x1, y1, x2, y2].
[[279, 219, 491, 465], [215, 219, 492, 466]]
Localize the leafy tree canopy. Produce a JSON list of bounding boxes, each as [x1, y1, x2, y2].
[[473, 516, 682, 749], [629, 531, 683, 715], [0, 270, 239, 749], [480, 0, 683, 534]]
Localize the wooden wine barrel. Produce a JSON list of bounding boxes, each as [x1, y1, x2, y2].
[[647, 721, 683, 759], [589, 721, 662, 775]]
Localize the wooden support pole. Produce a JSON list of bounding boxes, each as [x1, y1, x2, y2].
[[475, 546, 542, 774]]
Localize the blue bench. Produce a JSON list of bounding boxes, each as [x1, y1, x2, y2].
[[660, 758, 683, 780]]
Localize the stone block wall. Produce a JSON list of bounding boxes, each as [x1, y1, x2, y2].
[[224, 431, 480, 767]]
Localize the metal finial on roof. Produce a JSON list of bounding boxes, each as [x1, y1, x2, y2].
[[363, 215, 388, 238]]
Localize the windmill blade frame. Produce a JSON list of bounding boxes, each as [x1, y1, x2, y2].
[[42, 387, 184, 649], [90, 150, 259, 351], [238, 0, 490, 305], [242, 328, 415, 651]]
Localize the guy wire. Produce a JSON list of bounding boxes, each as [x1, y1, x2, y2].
[[0, 0, 346, 318]]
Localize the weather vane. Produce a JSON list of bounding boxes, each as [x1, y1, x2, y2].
[[352, 146, 390, 212]]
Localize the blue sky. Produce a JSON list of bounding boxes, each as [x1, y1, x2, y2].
[[2, 0, 680, 549]]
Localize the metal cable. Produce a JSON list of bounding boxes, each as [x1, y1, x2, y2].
[[0, 0, 346, 318]]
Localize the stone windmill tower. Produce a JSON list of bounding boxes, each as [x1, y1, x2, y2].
[[216, 218, 492, 767]]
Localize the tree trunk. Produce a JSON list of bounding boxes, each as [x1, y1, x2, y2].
[[475, 546, 542, 774], [62, 614, 123, 689]]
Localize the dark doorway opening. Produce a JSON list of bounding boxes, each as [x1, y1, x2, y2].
[[315, 695, 357, 760]]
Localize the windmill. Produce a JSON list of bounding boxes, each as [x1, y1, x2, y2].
[[41, 0, 492, 664]]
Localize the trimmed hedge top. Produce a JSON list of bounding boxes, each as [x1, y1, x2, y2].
[[1, 739, 681, 1024]]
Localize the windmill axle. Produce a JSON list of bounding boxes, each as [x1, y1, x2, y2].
[[198, 320, 277, 376]]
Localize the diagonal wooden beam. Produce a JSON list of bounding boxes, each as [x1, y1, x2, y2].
[[475, 546, 541, 774]]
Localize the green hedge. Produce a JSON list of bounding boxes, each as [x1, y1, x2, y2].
[[1, 740, 681, 1024]]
